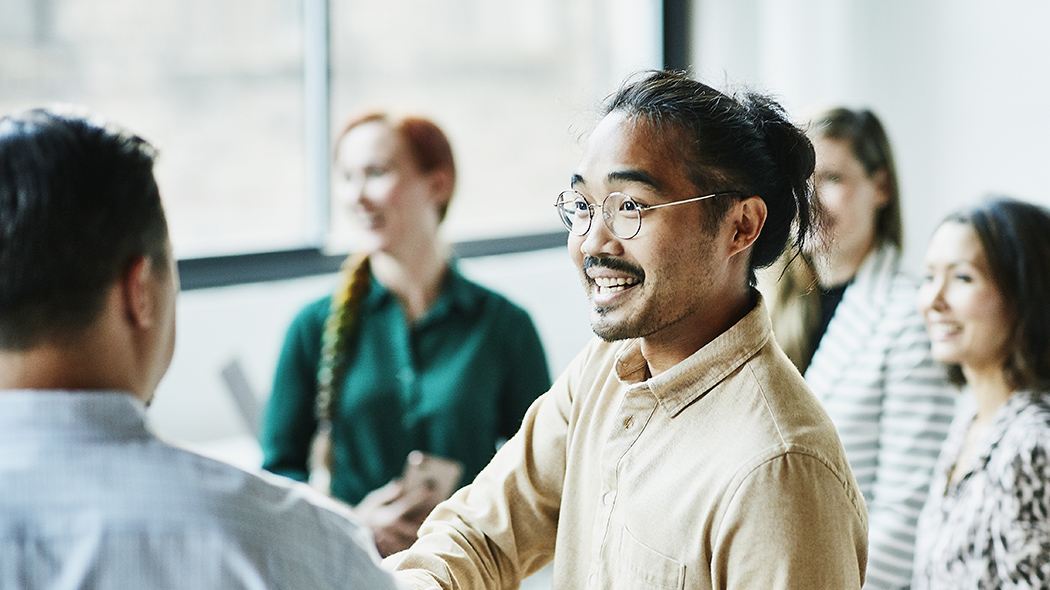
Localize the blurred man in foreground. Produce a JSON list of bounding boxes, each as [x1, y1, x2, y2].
[[0, 108, 399, 589]]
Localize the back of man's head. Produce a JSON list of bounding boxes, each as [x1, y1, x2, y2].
[[0, 108, 168, 350]]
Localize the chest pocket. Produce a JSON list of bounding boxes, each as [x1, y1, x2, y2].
[[616, 526, 686, 590]]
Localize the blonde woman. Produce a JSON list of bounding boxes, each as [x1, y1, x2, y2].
[[762, 108, 956, 589]]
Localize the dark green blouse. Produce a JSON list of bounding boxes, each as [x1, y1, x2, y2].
[[260, 266, 551, 505]]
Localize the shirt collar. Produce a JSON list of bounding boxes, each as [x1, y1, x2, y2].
[[970, 390, 1050, 468], [613, 293, 774, 416], [0, 390, 150, 442], [362, 261, 481, 321]]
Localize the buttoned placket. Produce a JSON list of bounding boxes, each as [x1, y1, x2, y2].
[[392, 295, 457, 433], [587, 380, 658, 588], [392, 308, 422, 431]]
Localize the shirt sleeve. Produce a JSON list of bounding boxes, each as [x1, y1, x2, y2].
[[260, 298, 328, 483], [714, 450, 868, 590], [258, 473, 407, 590], [988, 430, 1050, 588], [387, 352, 575, 590], [497, 303, 552, 440], [865, 310, 957, 589]]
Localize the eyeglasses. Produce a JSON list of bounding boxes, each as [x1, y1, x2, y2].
[[554, 190, 741, 239]]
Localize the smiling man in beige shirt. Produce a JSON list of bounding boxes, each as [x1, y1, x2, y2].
[[388, 70, 868, 590]]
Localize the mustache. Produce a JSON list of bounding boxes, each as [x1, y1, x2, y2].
[[582, 255, 645, 281]]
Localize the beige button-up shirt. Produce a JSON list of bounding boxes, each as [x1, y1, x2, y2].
[[391, 297, 868, 589]]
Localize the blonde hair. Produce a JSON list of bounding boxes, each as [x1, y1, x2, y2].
[[764, 107, 900, 372], [310, 252, 372, 484], [759, 253, 820, 371]]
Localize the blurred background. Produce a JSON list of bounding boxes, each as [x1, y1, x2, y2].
[[2, 0, 1047, 466]]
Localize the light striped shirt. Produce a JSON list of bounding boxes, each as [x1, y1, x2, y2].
[[805, 245, 958, 590], [0, 390, 401, 590]]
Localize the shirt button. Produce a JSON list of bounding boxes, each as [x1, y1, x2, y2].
[[589, 574, 597, 586], [623, 416, 633, 429], [603, 491, 614, 506]]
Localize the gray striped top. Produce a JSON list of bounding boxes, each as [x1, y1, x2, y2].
[[805, 245, 958, 590]]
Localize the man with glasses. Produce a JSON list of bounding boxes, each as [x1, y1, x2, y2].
[[0, 109, 400, 589], [389, 71, 868, 589]]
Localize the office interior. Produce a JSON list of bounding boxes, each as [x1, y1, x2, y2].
[[2, 0, 1048, 502]]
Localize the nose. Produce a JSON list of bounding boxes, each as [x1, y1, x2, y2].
[[917, 274, 948, 315], [578, 209, 623, 258], [343, 178, 373, 212]]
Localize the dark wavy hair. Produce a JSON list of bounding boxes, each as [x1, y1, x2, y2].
[[603, 70, 816, 284], [0, 108, 167, 350], [939, 197, 1050, 390]]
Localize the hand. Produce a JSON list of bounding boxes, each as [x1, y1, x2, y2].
[[354, 479, 441, 557]]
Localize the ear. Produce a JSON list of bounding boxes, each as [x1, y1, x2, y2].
[[121, 255, 157, 329], [727, 196, 767, 257]]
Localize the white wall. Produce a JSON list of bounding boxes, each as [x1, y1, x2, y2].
[[148, 247, 593, 458], [694, 0, 1050, 272], [151, 0, 1050, 454]]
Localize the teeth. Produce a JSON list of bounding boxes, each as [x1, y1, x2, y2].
[[357, 214, 382, 228], [927, 322, 962, 339], [593, 276, 639, 290]]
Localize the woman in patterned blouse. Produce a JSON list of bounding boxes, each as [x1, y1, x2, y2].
[[913, 197, 1050, 588]]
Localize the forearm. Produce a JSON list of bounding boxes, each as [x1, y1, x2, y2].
[[390, 385, 568, 589]]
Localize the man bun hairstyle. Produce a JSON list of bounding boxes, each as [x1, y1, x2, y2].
[[740, 93, 816, 270], [603, 70, 816, 284], [0, 108, 168, 350]]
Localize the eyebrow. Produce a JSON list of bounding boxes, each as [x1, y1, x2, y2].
[[609, 169, 662, 191], [569, 169, 662, 192]]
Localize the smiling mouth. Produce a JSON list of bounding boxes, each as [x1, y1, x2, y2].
[[593, 276, 640, 293], [355, 211, 383, 230], [927, 322, 962, 340]]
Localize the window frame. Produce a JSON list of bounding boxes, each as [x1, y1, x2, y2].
[[176, 0, 689, 290]]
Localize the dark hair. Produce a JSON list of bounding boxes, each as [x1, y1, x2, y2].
[[939, 197, 1050, 390], [334, 111, 456, 221], [0, 108, 168, 350], [810, 107, 902, 248], [603, 70, 816, 284]]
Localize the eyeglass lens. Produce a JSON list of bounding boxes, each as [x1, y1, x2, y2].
[[556, 191, 641, 239]]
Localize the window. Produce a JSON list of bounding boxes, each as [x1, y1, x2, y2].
[[0, 0, 661, 261], [329, 0, 662, 249], [0, 0, 308, 259]]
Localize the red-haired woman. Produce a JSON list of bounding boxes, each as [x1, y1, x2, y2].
[[261, 112, 551, 556]]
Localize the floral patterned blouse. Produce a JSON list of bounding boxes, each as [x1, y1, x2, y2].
[[912, 390, 1050, 589]]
